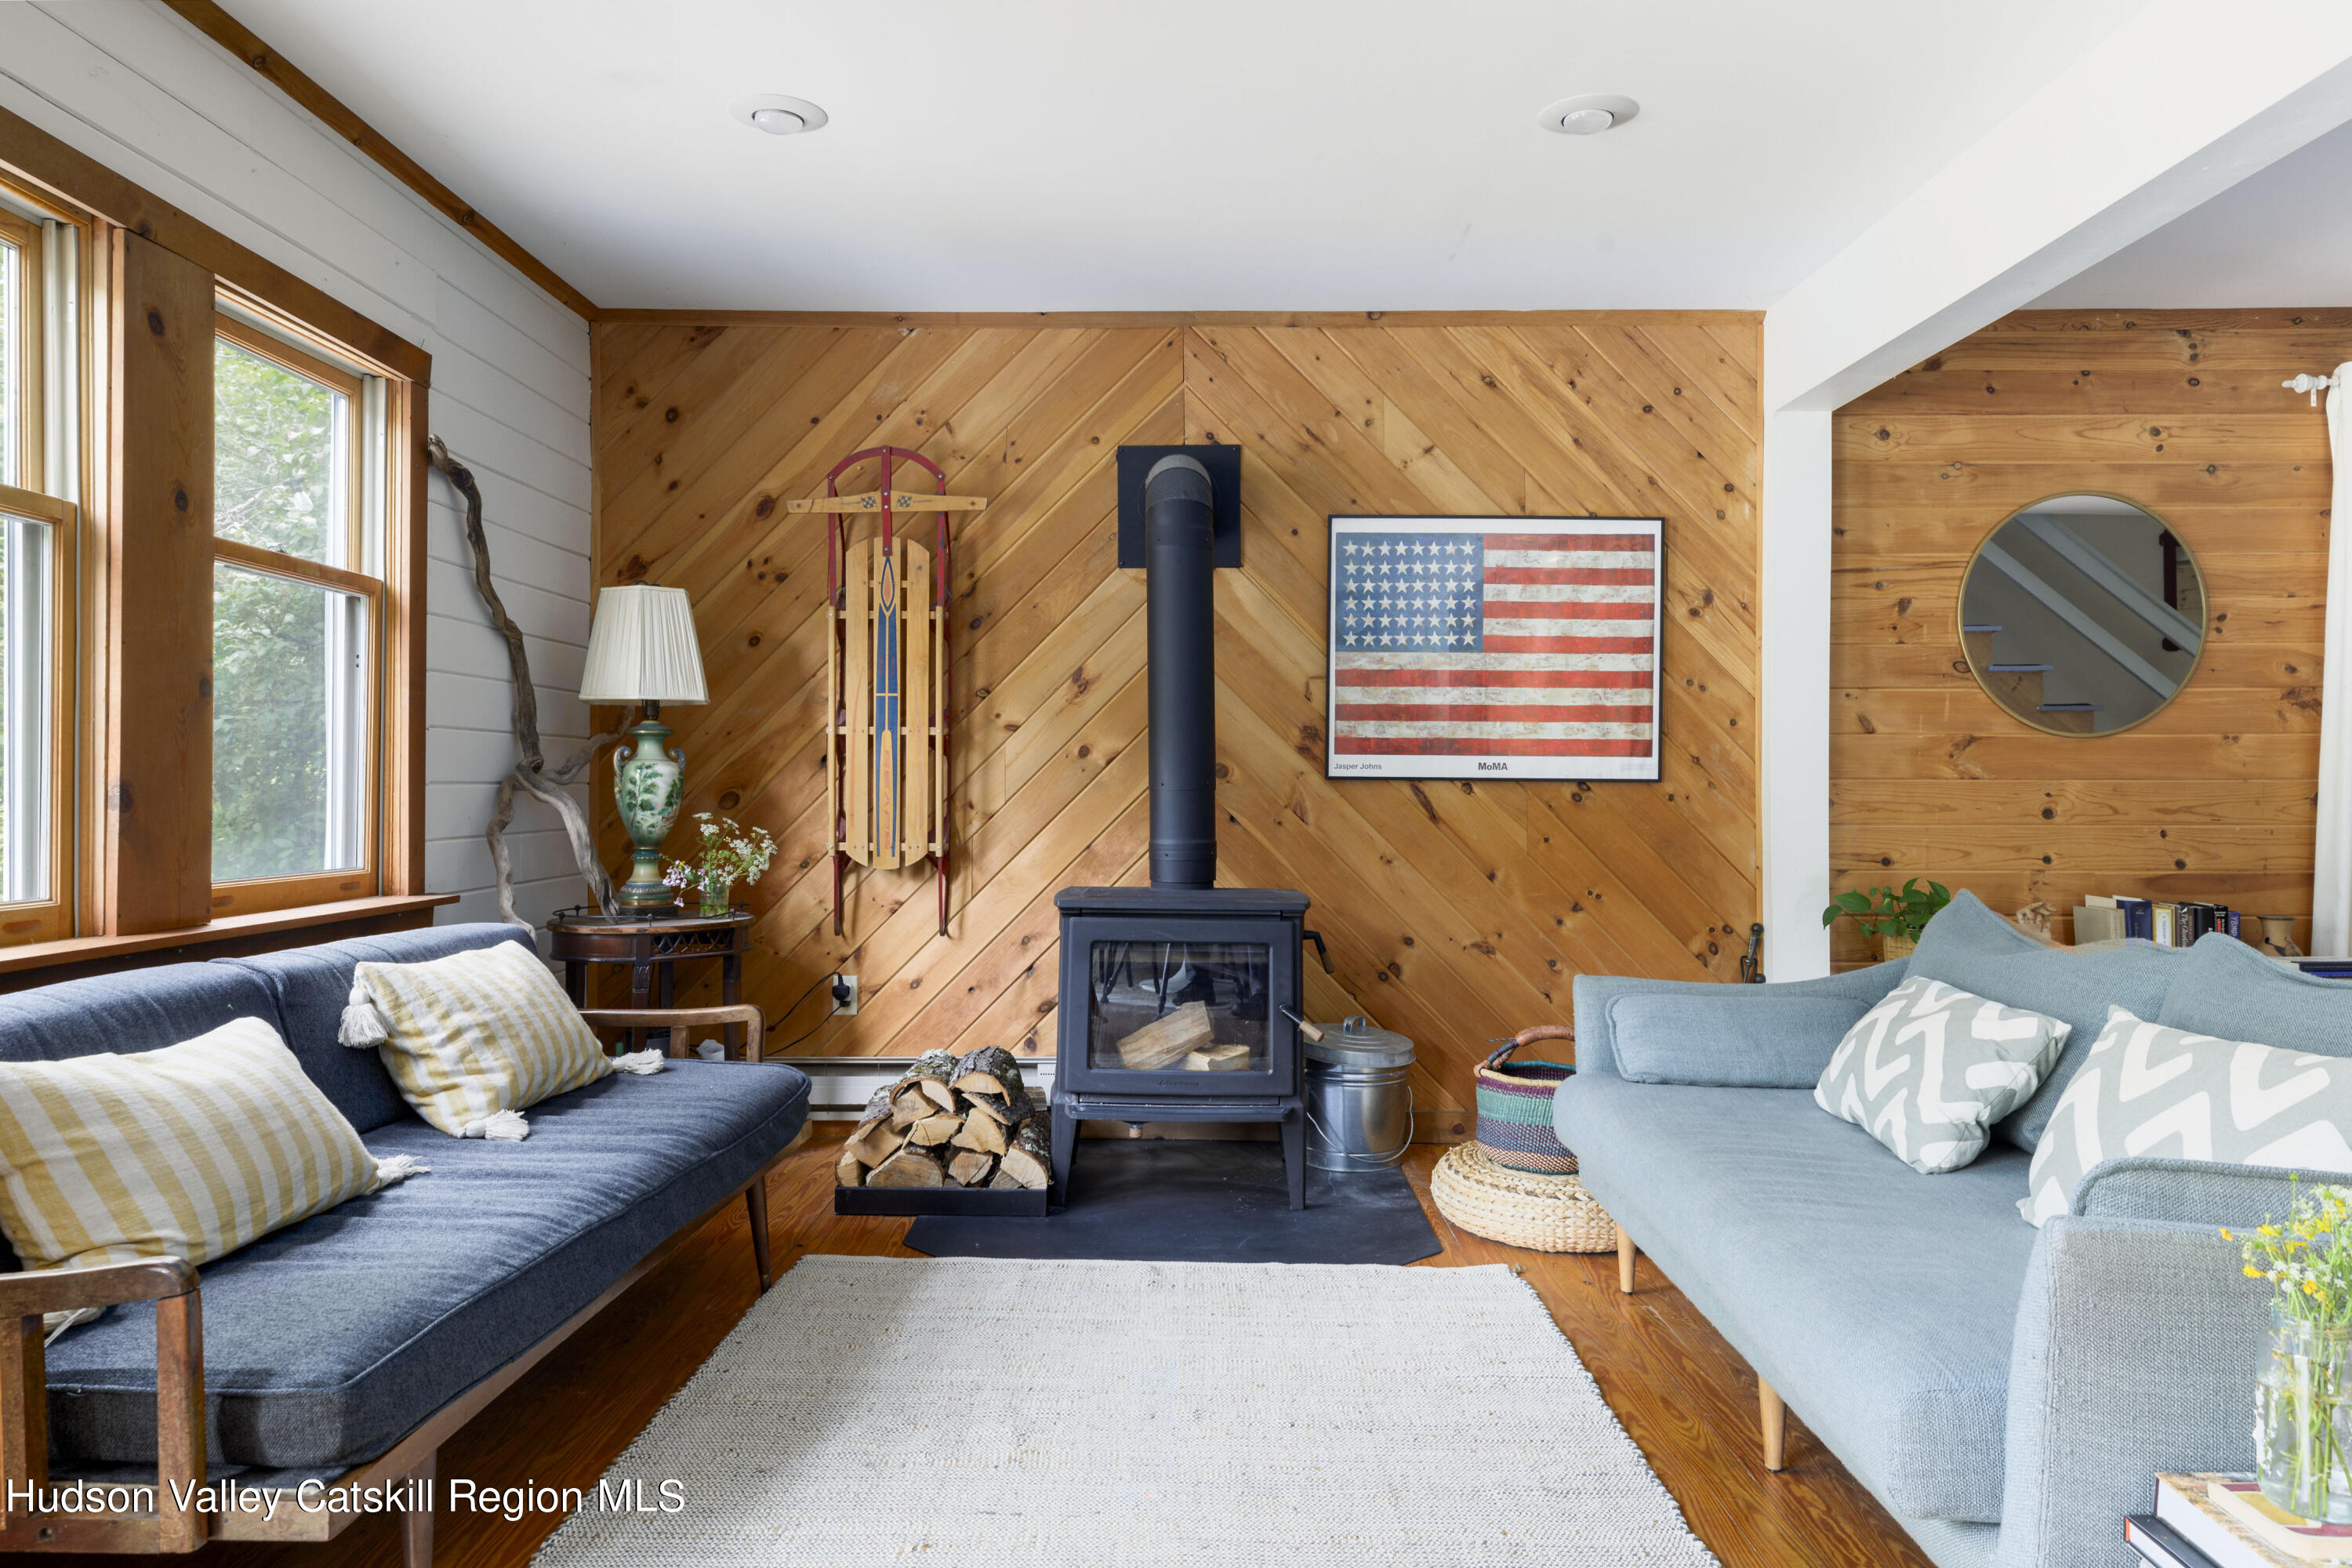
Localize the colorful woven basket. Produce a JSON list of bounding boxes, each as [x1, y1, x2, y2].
[[1430, 1144, 1616, 1253], [1475, 1031, 1577, 1174]]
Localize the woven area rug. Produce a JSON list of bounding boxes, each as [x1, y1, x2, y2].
[[533, 1255, 1718, 1567]]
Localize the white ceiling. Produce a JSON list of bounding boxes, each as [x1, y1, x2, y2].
[[2034, 114, 2352, 308], [214, 0, 2154, 313]]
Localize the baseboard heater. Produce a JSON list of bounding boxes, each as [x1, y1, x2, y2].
[[797, 1056, 1058, 1119]]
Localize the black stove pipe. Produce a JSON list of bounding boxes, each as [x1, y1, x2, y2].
[[1143, 454, 1217, 888]]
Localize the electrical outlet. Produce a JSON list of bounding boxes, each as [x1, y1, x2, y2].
[[830, 974, 858, 1016]]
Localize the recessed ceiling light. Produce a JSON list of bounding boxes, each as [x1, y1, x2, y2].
[[1538, 94, 1639, 136], [729, 93, 829, 136]]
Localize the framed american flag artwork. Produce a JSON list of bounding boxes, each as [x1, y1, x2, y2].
[[1323, 516, 1663, 782]]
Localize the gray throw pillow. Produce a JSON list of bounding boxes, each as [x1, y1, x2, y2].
[[1905, 891, 2184, 1152], [1815, 975, 2071, 1174], [2024, 1005, 2352, 1225], [1609, 993, 1871, 1087], [2157, 930, 2352, 1058]]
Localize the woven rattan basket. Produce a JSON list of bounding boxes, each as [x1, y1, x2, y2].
[[1475, 1033, 1577, 1174], [1430, 1143, 1617, 1254]]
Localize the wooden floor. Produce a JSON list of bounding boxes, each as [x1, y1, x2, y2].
[[71, 1129, 1932, 1568]]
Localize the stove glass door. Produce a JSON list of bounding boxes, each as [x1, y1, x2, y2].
[[1087, 937, 1270, 1077]]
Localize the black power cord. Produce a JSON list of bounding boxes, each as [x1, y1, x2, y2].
[[753, 972, 857, 1056]]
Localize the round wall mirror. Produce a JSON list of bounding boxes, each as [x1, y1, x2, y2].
[[1958, 493, 2203, 736]]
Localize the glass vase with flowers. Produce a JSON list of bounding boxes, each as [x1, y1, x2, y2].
[[2230, 1181, 2352, 1523], [662, 813, 777, 918]]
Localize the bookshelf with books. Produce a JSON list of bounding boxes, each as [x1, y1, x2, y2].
[[2074, 894, 2251, 949]]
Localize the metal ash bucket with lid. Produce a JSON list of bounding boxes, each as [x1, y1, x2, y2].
[[1298, 1014, 1415, 1171]]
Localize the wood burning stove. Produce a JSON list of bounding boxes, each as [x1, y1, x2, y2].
[[1049, 887, 1312, 1205], [1048, 451, 1318, 1209]]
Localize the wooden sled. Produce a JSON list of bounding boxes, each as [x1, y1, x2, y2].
[[790, 446, 979, 936]]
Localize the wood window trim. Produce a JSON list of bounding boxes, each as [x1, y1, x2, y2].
[[212, 311, 365, 399], [0, 115, 435, 947], [101, 230, 216, 935], [0, 212, 65, 935], [212, 534, 378, 597], [0, 891, 457, 982], [209, 296, 428, 906], [0, 480, 67, 528], [212, 868, 382, 920], [0, 208, 42, 493], [212, 314, 366, 572], [209, 311, 383, 921], [0, 480, 77, 946]]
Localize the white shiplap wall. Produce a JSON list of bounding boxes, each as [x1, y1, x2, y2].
[[0, 1, 596, 939]]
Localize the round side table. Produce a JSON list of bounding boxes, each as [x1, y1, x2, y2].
[[545, 908, 757, 1054]]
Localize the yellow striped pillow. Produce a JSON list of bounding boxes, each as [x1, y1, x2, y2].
[[351, 942, 621, 1138], [0, 1015, 397, 1294]]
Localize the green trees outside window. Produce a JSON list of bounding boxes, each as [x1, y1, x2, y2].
[[212, 332, 369, 884]]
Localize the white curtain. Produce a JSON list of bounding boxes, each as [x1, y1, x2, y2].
[[2313, 362, 2352, 955]]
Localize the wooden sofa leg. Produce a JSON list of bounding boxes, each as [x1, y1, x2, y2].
[[405, 1450, 436, 1568], [746, 1176, 773, 1291], [1759, 1378, 1786, 1472], [1616, 1225, 1636, 1295]]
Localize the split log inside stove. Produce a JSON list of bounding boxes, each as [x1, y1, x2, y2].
[[1113, 1000, 1210, 1069], [839, 1046, 1051, 1192], [1111, 1002, 1263, 1073]]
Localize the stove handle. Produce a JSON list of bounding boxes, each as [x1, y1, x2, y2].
[[1302, 927, 1333, 975]]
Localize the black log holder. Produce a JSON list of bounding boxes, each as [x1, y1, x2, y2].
[[835, 1184, 1048, 1219]]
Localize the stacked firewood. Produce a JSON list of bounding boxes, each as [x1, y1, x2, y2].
[[836, 1046, 1051, 1191]]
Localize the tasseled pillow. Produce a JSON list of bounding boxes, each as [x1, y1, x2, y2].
[[340, 941, 664, 1139]]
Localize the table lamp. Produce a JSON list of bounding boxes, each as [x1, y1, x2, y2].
[[579, 584, 709, 910]]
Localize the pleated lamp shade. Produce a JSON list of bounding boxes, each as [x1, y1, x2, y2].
[[578, 585, 709, 704]]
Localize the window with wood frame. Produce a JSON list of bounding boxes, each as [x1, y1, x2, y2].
[[0, 114, 435, 967], [209, 313, 384, 917], [0, 200, 75, 944]]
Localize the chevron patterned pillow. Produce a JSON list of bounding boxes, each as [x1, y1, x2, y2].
[[2022, 1006, 2352, 1225], [1814, 975, 2071, 1174]]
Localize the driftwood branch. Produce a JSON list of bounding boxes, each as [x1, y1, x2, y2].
[[426, 437, 619, 923]]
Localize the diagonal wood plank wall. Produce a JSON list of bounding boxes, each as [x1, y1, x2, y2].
[[590, 314, 1761, 1114], [1831, 309, 2339, 968]]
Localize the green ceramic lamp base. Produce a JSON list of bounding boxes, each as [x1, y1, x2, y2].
[[613, 705, 685, 911], [615, 855, 672, 910]]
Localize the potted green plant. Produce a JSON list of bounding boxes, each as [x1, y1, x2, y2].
[[1820, 879, 1952, 960]]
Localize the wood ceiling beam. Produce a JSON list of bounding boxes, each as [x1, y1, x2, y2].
[[157, 0, 599, 322]]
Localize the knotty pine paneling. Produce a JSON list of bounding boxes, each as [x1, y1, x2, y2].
[[590, 317, 1762, 1112], [1831, 309, 2343, 968]]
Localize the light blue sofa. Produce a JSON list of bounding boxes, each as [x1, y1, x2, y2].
[[1554, 892, 2316, 1568]]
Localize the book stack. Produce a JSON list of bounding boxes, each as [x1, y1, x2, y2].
[[2075, 895, 2245, 948], [2133, 1472, 2352, 1566]]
